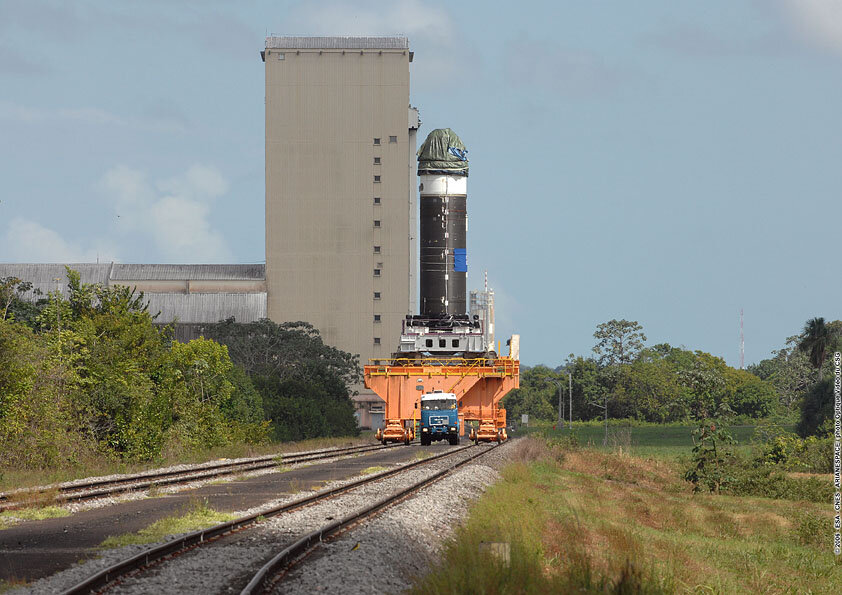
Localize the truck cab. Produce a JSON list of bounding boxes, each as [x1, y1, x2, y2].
[[419, 391, 459, 446]]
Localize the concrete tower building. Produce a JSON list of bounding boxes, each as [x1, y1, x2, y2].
[[262, 36, 419, 376]]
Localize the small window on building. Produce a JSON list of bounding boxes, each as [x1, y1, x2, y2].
[[373, 138, 381, 145], [439, 339, 446, 348], [452, 339, 459, 348], [374, 220, 381, 227], [389, 135, 397, 143], [373, 157, 381, 165], [374, 269, 381, 277], [425, 339, 433, 348], [374, 337, 381, 345], [374, 314, 381, 322], [374, 175, 381, 183], [373, 197, 381, 204], [373, 245, 381, 254], [277, 53, 285, 60], [374, 292, 381, 300]]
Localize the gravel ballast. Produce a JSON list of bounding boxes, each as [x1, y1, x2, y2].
[[8, 441, 513, 595]]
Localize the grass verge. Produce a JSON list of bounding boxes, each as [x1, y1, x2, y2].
[[0, 505, 69, 530], [411, 438, 840, 594], [360, 466, 389, 475], [98, 499, 235, 549]]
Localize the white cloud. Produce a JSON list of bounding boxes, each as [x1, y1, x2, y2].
[[2, 164, 232, 264], [0, 100, 187, 132], [98, 164, 233, 263], [782, 0, 842, 55], [157, 165, 228, 200], [1, 217, 118, 263]]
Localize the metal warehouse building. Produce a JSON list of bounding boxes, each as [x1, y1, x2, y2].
[[0, 263, 267, 342]]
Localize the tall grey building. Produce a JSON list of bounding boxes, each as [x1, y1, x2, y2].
[[262, 36, 419, 373]]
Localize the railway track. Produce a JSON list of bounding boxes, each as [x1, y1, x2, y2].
[[59, 442, 498, 595], [0, 443, 393, 512]]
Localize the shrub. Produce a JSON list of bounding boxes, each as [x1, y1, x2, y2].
[[724, 465, 832, 503], [757, 433, 833, 473], [683, 422, 736, 493]]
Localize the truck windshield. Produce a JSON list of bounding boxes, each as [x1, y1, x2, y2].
[[421, 399, 456, 411]]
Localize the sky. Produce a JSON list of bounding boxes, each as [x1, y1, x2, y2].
[[0, 0, 840, 368]]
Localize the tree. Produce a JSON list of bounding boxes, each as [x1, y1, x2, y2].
[[592, 319, 647, 366], [502, 365, 559, 422], [748, 336, 813, 411], [0, 276, 42, 323], [797, 379, 833, 437], [204, 318, 361, 441], [798, 317, 834, 382]]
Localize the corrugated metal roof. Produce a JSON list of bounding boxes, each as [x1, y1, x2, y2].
[[146, 293, 267, 324], [0, 263, 111, 297], [265, 36, 409, 50], [111, 264, 265, 281], [0, 263, 266, 302]]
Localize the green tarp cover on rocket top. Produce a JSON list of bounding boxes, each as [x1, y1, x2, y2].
[[417, 128, 469, 175]]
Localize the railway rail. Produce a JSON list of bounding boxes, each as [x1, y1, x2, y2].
[[0, 443, 392, 512], [59, 442, 498, 595]]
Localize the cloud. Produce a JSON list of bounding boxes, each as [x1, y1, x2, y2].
[[284, 0, 478, 88], [503, 37, 626, 98], [98, 164, 233, 263], [781, 0, 842, 56], [1, 164, 232, 264], [0, 217, 117, 263], [0, 101, 188, 132]]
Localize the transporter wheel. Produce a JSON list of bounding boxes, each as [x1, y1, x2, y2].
[[381, 438, 387, 445]]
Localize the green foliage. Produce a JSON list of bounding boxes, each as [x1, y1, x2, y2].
[[0, 318, 89, 468], [204, 318, 360, 442], [748, 335, 814, 410], [797, 379, 834, 438], [798, 317, 836, 382], [592, 318, 646, 366], [756, 432, 833, 473], [0, 269, 267, 469], [683, 422, 736, 493], [723, 465, 832, 503]]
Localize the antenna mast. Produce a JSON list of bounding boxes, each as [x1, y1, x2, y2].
[[739, 308, 744, 370]]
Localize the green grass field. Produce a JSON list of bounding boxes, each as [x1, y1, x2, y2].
[[411, 437, 839, 594], [517, 423, 794, 458]]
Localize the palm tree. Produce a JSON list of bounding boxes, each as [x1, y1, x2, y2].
[[798, 317, 832, 382]]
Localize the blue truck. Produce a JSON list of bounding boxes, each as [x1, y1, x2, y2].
[[419, 391, 460, 446]]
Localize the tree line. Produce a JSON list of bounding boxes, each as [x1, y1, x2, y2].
[[0, 270, 361, 468], [504, 317, 839, 436]]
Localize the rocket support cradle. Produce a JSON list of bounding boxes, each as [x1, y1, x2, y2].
[[366, 129, 519, 444]]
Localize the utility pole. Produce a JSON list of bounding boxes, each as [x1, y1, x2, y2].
[[740, 308, 745, 370]]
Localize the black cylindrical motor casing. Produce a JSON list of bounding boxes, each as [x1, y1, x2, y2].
[[420, 194, 467, 316]]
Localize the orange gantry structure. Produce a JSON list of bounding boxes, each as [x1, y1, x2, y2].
[[364, 357, 520, 444]]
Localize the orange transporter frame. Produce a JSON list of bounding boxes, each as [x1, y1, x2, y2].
[[365, 357, 520, 444]]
